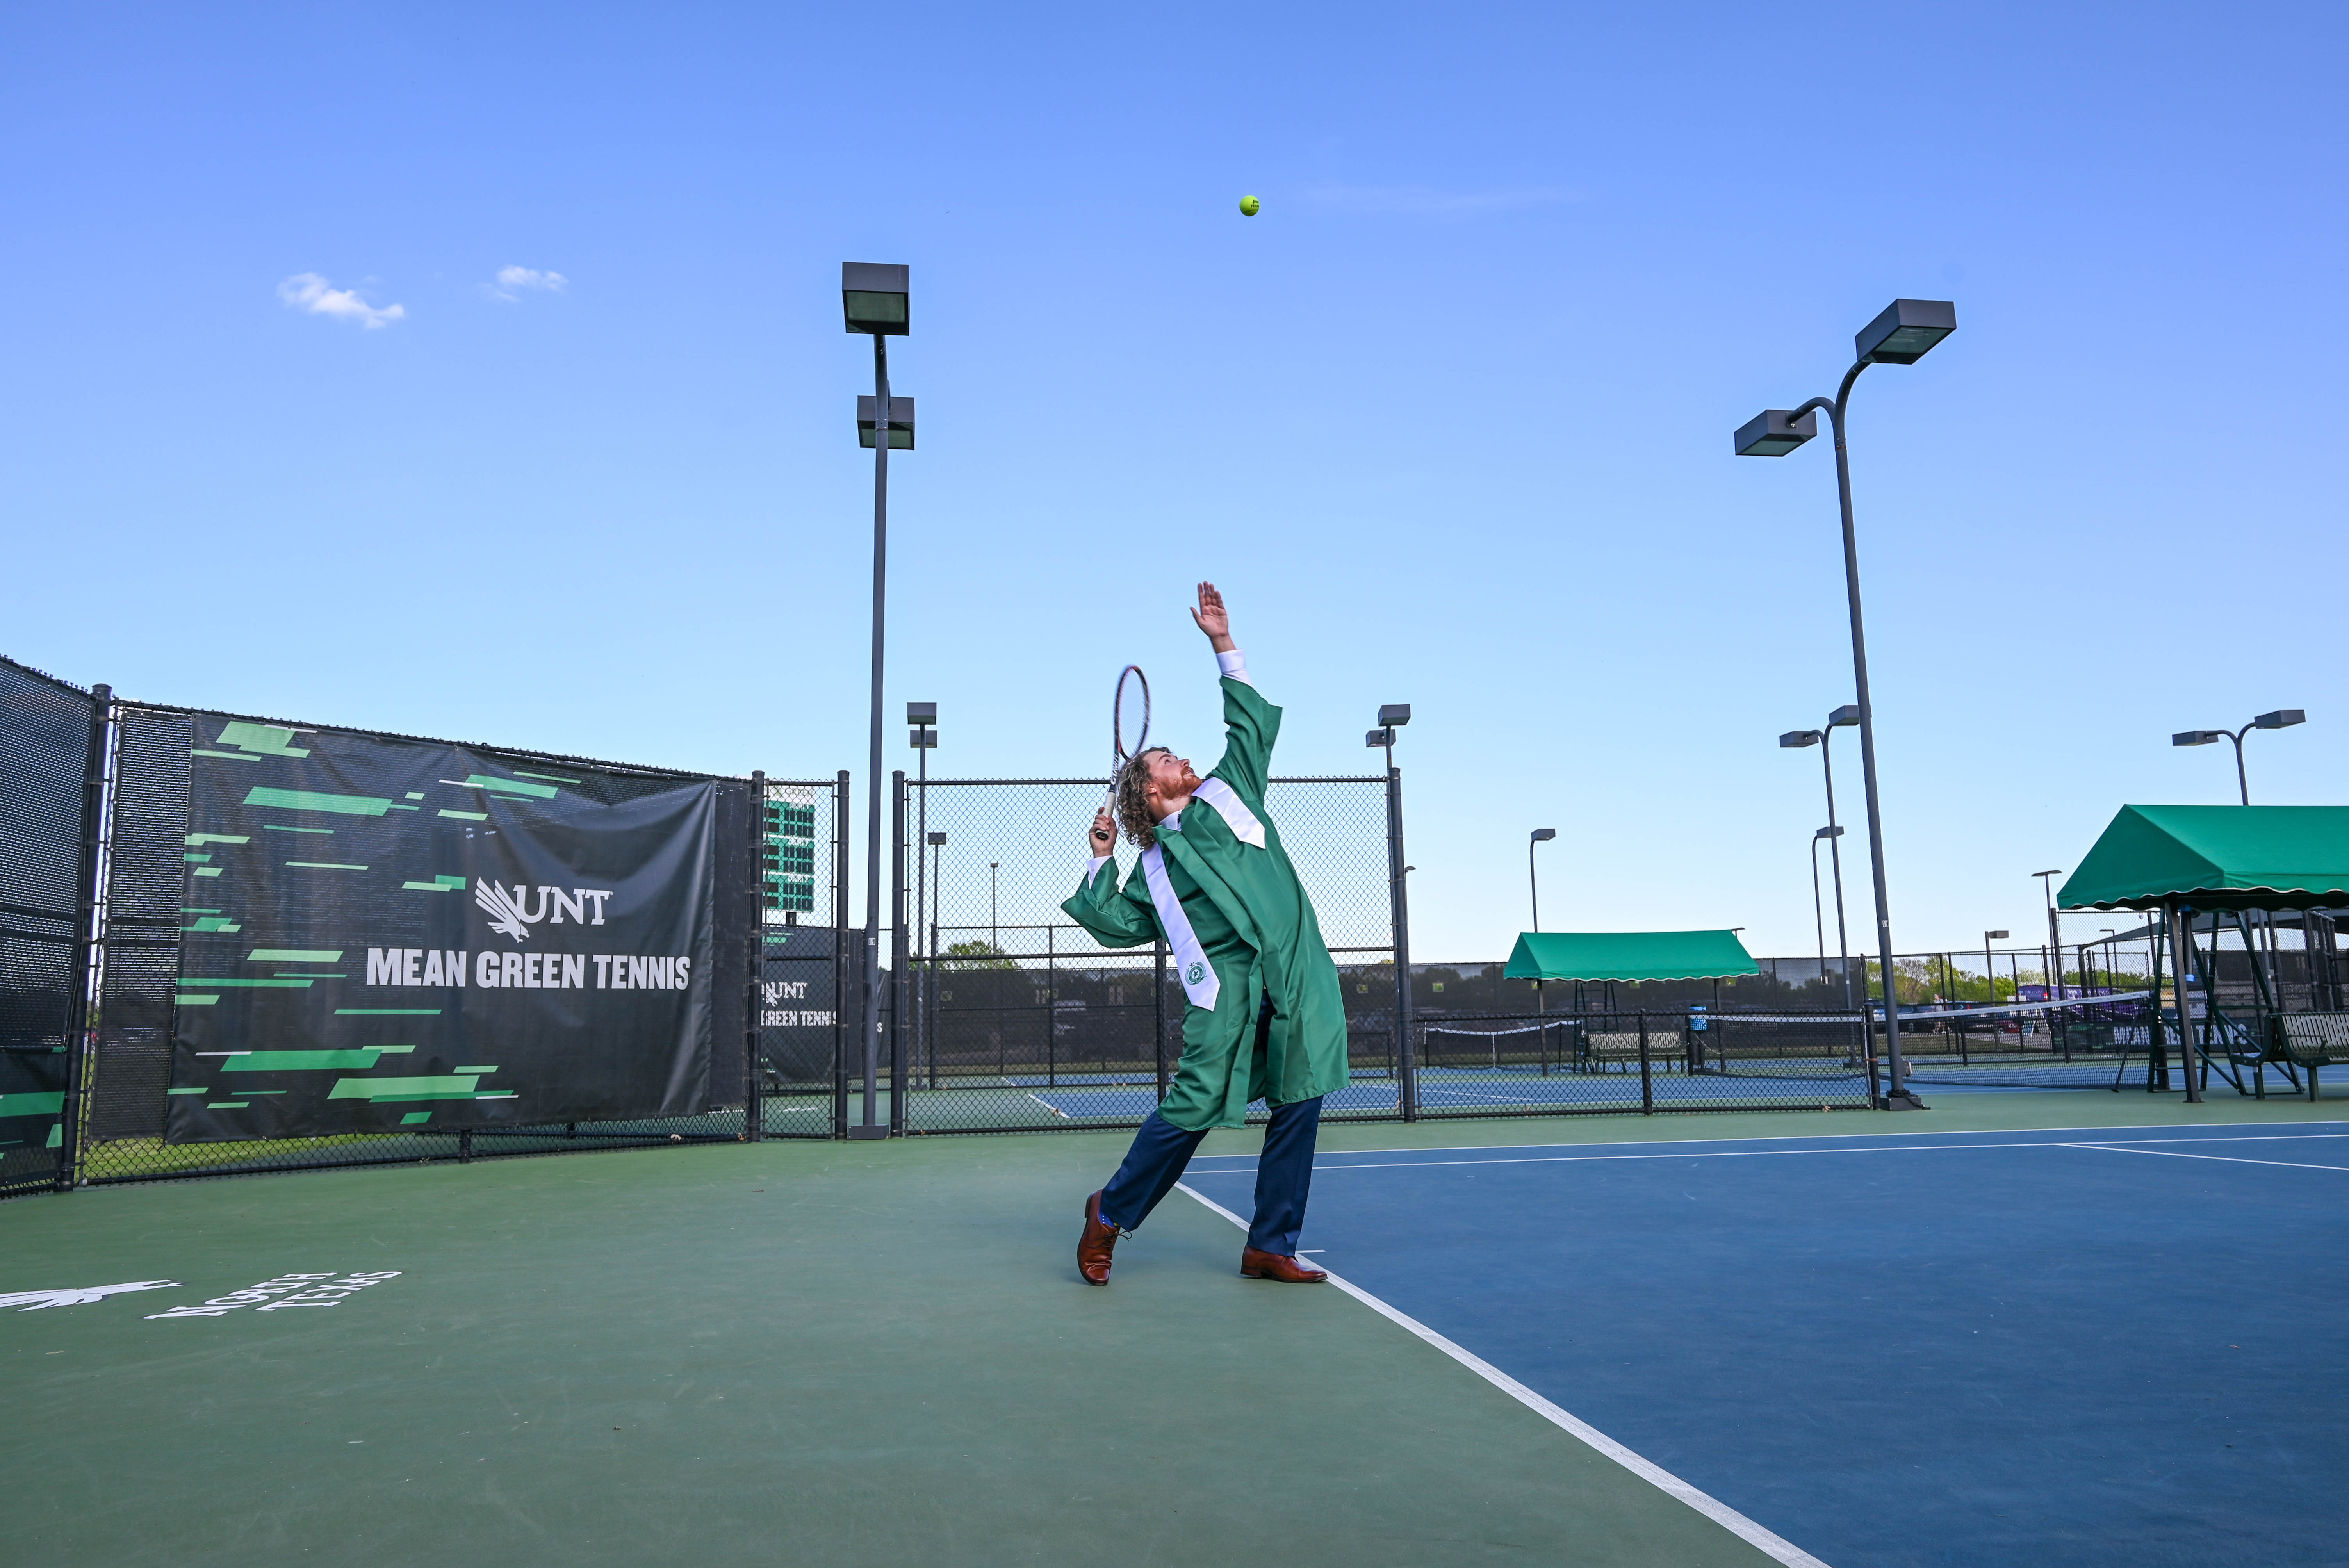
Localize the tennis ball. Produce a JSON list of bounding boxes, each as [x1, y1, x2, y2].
[[1239, 194, 1260, 217]]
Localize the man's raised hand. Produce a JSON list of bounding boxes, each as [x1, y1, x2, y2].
[[1191, 581, 1235, 651], [1089, 809, 1117, 855]]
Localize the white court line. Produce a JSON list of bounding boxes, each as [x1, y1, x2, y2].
[[1185, 1129, 2349, 1172], [1023, 1092, 1070, 1119], [1182, 1120, 2349, 1163], [1173, 1182, 1831, 1568], [2060, 1143, 2349, 1173], [1181, 1133, 2349, 1176]]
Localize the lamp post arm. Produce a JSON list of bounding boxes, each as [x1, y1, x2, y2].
[[2228, 723, 2255, 806]]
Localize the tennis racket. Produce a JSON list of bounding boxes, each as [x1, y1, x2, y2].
[[1108, 664, 1151, 822]]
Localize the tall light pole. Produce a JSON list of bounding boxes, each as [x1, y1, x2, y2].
[[1369, 704, 1415, 1118], [2033, 870, 2062, 996], [989, 861, 999, 955], [2172, 709, 2305, 805], [1781, 704, 1861, 1010], [1738, 299, 1956, 1108], [1528, 828, 1557, 931], [1810, 826, 1842, 998], [844, 262, 911, 1140], [1984, 930, 2008, 1002]]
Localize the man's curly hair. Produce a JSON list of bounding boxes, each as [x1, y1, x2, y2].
[[1115, 748, 1171, 849]]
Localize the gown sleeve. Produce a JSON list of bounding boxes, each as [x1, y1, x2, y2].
[[1061, 858, 1158, 950], [1209, 674, 1282, 809]]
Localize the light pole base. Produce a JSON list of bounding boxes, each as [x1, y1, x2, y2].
[[1878, 1091, 1929, 1111], [847, 1124, 890, 1141]]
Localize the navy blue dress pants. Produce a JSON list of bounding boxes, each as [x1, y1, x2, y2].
[[1097, 1095, 1322, 1256]]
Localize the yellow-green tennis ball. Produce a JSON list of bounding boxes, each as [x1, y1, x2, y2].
[[1239, 194, 1260, 217]]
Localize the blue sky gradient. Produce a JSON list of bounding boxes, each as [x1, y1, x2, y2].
[[4, 2, 2342, 960]]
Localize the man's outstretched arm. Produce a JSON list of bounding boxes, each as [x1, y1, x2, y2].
[[1196, 581, 1279, 800]]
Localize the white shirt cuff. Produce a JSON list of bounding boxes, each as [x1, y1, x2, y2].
[[1084, 854, 1111, 885], [1216, 647, 1251, 687]]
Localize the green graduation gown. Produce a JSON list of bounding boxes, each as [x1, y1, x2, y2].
[[1062, 672, 1351, 1131]]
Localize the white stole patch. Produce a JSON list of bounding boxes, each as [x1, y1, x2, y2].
[[1139, 845, 1220, 1010], [1190, 777, 1266, 849]]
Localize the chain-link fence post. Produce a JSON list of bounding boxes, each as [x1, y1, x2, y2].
[[1387, 762, 1418, 1120], [743, 770, 765, 1143], [55, 683, 113, 1192], [832, 770, 850, 1137], [1154, 936, 1168, 1099], [889, 770, 908, 1135]]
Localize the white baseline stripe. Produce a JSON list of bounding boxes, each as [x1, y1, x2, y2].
[[1182, 1119, 2349, 1164], [2060, 1143, 2349, 1173], [1024, 1092, 1070, 1119], [1173, 1182, 1831, 1568], [1183, 1132, 2349, 1175]]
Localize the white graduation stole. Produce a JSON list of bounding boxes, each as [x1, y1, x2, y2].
[[1139, 846, 1220, 1010], [1190, 777, 1267, 848]]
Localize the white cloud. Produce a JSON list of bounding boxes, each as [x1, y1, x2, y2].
[[276, 272, 405, 328], [1301, 184, 1578, 217], [488, 265, 567, 301]]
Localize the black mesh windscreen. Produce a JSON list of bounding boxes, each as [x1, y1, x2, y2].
[[0, 658, 96, 1194]]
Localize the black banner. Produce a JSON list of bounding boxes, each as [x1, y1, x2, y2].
[[166, 719, 721, 1142]]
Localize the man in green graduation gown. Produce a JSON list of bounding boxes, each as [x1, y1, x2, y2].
[[1064, 582, 1351, 1286]]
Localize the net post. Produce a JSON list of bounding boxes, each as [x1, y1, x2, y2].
[[744, 770, 765, 1144], [57, 682, 114, 1193], [1638, 1013, 1654, 1113]]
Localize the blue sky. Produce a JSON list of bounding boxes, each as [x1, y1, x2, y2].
[[4, 2, 2342, 963]]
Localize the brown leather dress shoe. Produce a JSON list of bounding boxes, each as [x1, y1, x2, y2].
[[1239, 1247, 1327, 1283], [1077, 1190, 1120, 1285]]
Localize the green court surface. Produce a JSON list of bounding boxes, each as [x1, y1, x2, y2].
[[6, 1091, 2342, 1568]]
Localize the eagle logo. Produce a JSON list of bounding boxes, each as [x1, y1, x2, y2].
[[1185, 962, 1206, 985], [473, 879, 533, 943], [0, 1280, 181, 1312]]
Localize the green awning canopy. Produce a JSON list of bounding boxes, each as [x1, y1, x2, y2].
[[2057, 805, 2349, 912], [1502, 930, 1761, 982]]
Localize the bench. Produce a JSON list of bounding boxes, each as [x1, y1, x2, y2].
[[2268, 1013, 2349, 1100]]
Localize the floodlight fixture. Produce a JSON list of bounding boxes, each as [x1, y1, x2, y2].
[[841, 262, 909, 335], [1531, 828, 1556, 842], [907, 702, 937, 725], [1734, 408, 1818, 457], [908, 729, 936, 748], [1828, 704, 1862, 727], [859, 396, 915, 449], [1781, 729, 1822, 749], [1378, 704, 1412, 727], [1365, 727, 1393, 748], [2033, 868, 2061, 878], [2173, 730, 2222, 747], [1986, 930, 2009, 940], [1854, 299, 1956, 365], [2255, 709, 2306, 729], [927, 831, 946, 846], [1815, 825, 1844, 839]]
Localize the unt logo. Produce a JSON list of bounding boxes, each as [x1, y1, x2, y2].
[[0, 1281, 180, 1312], [474, 880, 614, 943]]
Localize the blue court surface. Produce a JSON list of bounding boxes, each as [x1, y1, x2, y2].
[[1180, 1121, 2349, 1568]]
